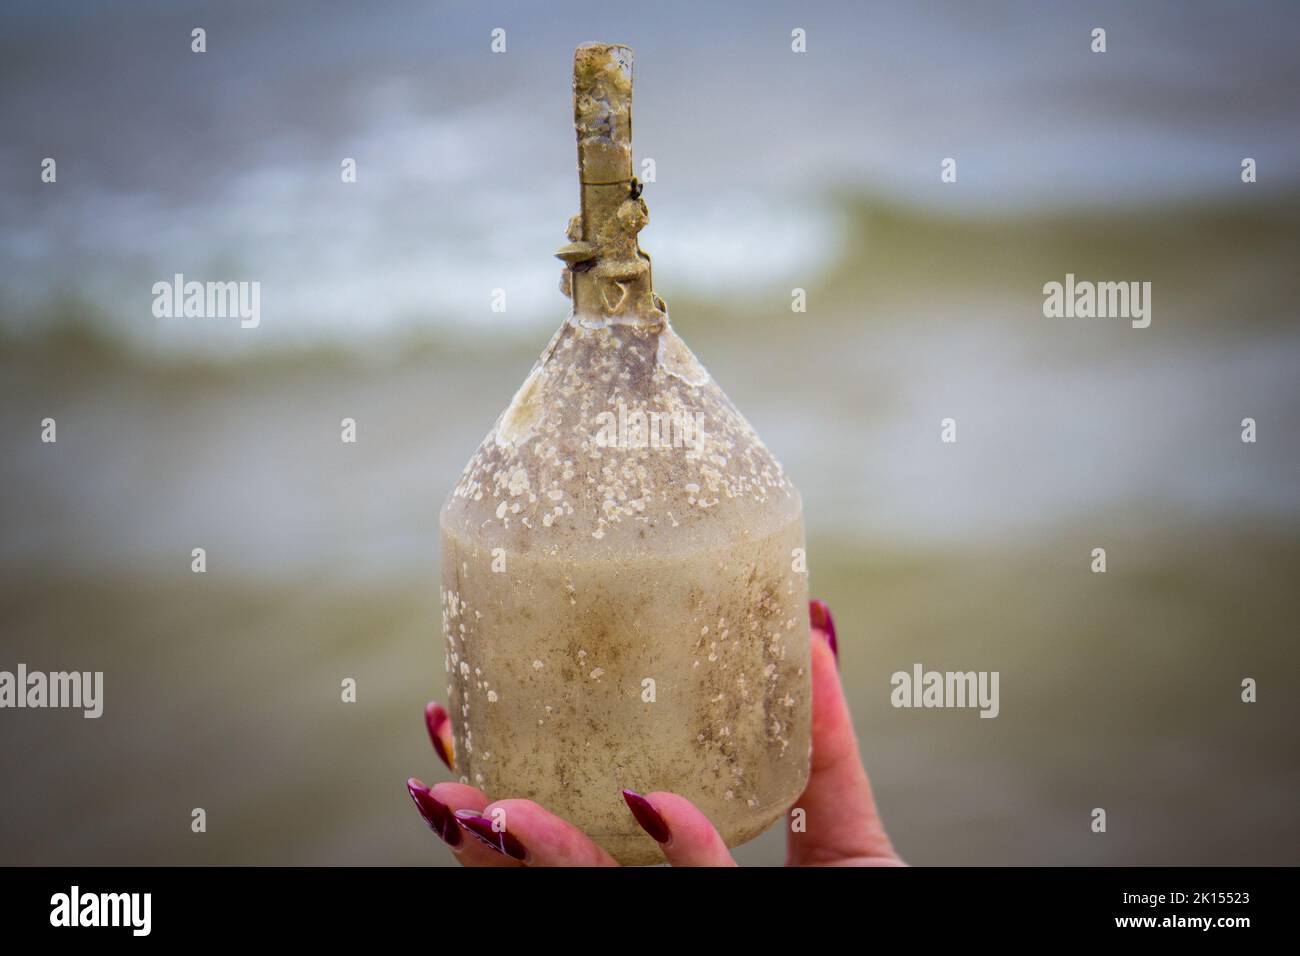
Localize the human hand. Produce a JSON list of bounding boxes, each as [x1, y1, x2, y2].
[[406, 600, 903, 866]]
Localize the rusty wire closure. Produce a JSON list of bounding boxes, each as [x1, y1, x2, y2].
[[556, 43, 666, 327]]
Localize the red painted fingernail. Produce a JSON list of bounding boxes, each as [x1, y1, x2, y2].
[[425, 701, 454, 771], [809, 599, 838, 662], [622, 789, 671, 844], [454, 810, 529, 861], [406, 778, 462, 848]]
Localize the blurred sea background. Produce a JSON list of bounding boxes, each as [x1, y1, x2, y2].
[[1, 0, 1297, 865]]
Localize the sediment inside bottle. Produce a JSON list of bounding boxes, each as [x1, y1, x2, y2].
[[441, 509, 810, 865]]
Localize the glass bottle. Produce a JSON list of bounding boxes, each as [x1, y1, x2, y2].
[[439, 42, 811, 865]]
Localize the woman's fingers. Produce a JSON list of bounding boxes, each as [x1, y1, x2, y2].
[[455, 799, 620, 867], [415, 703, 517, 865], [424, 701, 454, 771], [407, 778, 523, 867], [622, 790, 737, 867], [787, 602, 902, 866]]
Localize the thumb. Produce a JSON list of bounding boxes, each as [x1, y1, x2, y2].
[[787, 600, 901, 866]]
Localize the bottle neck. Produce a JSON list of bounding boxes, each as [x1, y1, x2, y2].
[[556, 43, 666, 329]]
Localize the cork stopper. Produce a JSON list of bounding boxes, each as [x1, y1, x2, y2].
[[556, 43, 664, 326]]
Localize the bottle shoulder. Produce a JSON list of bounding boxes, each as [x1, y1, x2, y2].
[[440, 317, 803, 558]]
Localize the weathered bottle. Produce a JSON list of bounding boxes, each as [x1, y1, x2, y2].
[[439, 42, 811, 865]]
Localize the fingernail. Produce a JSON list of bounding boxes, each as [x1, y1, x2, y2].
[[454, 810, 529, 861], [622, 789, 671, 844], [406, 778, 462, 848], [809, 599, 838, 662], [424, 701, 454, 771]]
